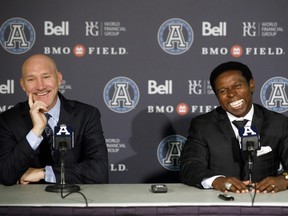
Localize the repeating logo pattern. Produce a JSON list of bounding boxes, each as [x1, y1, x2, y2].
[[260, 77, 288, 113], [0, 18, 36, 54], [103, 76, 140, 113], [158, 18, 194, 55], [157, 135, 186, 171]]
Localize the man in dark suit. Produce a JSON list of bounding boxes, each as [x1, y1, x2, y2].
[[180, 61, 288, 193], [0, 54, 108, 185]]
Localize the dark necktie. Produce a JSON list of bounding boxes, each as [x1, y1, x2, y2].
[[232, 119, 248, 129], [232, 119, 249, 180], [40, 113, 54, 165]]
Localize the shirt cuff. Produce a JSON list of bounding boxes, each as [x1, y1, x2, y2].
[[45, 166, 56, 183], [201, 175, 225, 189], [26, 130, 43, 150]]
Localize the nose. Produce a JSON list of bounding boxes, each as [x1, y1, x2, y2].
[[36, 78, 45, 90], [227, 88, 236, 98]]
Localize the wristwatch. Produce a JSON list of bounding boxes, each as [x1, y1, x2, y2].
[[282, 172, 288, 180]]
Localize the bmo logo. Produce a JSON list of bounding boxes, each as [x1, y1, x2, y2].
[[148, 80, 172, 95], [44, 21, 69, 36], [202, 22, 227, 36]]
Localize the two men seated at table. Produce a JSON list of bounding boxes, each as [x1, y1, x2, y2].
[[1, 55, 287, 195]]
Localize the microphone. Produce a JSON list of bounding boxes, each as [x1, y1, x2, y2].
[[238, 125, 260, 191], [45, 124, 80, 193], [238, 125, 260, 151], [53, 124, 74, 152]]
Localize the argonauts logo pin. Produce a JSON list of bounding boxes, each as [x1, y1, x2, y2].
[[157, 135, 186, 171], [103, 76, 140, 113], [260, 76, 288, 113], [157, 18, 194, 55], [0, 17, 36, 54]]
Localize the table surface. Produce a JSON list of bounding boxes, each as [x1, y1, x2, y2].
[[0, 183, 288, 207]]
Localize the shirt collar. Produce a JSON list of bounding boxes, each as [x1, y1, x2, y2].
[[226, 104, 254, 123], [46, 96, 61, 123]]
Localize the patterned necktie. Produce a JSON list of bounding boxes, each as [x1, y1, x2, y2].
[[44, 113, 54, 160], [232, 119, 248, 129]]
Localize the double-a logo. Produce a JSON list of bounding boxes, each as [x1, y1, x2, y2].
[[103, 76, 140, 113], [260, 76, 288, 113], [158, 18, 194, 55], [157, 135, 186, 171], [0, 17, 35, 54]]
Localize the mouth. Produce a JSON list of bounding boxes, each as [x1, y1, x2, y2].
[[35, 91, 49, 96], [229, 99, 244, 109]]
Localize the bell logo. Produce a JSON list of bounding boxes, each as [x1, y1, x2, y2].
[[148, 80, 172, 95], [202, 22, 227, 36], [0, 80, 14, 94], [44, 21, 69, 36]]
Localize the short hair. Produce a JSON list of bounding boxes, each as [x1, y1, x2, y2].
[[209, 61, 253, 93]]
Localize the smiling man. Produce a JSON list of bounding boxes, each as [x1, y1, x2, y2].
[[0, 54, 108, 185], [180, 61, 288, 193]]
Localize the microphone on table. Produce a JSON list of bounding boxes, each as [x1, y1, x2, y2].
[[238, 125, 260, 191], [238, 125, 260, 152], [45, 124, 80, 193]]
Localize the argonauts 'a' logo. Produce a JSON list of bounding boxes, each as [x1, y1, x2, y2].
[[103, 76, 140, 113], [0, 17, 36, 54], [260, 76, 288, 113], [157, 135, 186, 171], [158, 18, 194, 55]]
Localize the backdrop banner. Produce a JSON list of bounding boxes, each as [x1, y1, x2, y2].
[[1, 0, 287, 183]]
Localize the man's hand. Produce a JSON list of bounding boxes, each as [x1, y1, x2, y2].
[[212, 176, 249, 193], [28, 93, 48, 137], [19, 168, 45, 184], [255, 176, 288, 193]]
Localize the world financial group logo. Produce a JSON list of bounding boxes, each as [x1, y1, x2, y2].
[[103, 76, 140, 113], [260, 77, 288, 113], [158, 18, 194, 55], [157, 135, 186, 171], [0, 18, 36, 54]]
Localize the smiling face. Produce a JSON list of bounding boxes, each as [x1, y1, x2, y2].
[[20, 54, 62, 111], [214, 70, 254, 117]]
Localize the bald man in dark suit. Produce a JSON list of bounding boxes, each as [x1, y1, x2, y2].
[[0, 54, 108, 185]]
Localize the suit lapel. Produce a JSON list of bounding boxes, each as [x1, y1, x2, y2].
[[216, 107, 244, 177], [58, 93, 74, 126], [251, 104, 263, 134], [216, 107, 236, 142]]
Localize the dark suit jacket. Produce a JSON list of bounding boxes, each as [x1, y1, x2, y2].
[[180, 104, 288, 189], [0, 93, 108, 185]]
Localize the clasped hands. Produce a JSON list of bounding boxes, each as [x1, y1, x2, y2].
[[212, 176, 288, 193]]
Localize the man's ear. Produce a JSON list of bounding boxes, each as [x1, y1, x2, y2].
[[57, 71, 63, 86], [20, 79, 26, 92], [249, 79, 255, 93]]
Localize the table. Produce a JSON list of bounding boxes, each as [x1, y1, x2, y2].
[[0, 184, 288, 215]]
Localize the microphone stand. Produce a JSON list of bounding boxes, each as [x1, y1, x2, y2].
[[45, 142, 80, 193], [247, 141, 255, 191]]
